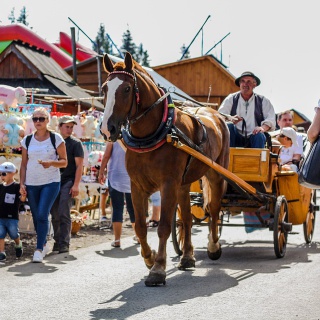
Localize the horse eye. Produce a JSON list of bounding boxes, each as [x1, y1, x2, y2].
[[125, 86, 131, 93]]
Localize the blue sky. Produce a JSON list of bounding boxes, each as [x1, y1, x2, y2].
[[1, 0, 320, 121]]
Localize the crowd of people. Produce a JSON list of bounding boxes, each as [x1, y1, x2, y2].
[[1, 70, 319, 262]]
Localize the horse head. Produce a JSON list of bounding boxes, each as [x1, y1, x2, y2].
[[100, 52, 160, 142], [100, 52, 137, 141]]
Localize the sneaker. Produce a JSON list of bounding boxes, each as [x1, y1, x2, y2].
[[42, 244, 50, 258], [100, 216, 108, 222], [0, 252, 6, 262], [52, 242, 60, 252], [59, 245, 69, 254], [15, 241, 23, 258], [32, 250, 43, 263]]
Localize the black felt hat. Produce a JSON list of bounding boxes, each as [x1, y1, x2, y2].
[[235, 71, 261, 87]]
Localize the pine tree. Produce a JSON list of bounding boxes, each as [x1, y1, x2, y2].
[[94, 24, 112, 55], [135, 43, 150, 67], [141, 50, 150, 67], [8, 8, 15, 24], [121, 29, 137, 59], [16, 6, 28, 26]]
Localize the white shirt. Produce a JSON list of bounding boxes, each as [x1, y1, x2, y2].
[[21, 133, 64, 186], [219, 92, 276, 135], [279, 146, 295, 165]]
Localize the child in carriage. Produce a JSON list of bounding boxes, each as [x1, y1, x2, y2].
[[277, 127, 300, 172]]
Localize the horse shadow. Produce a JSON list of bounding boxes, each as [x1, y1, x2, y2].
[[89, 266, 237, 320], [89, 240, 320, 319], [6, 253, 77, 277]]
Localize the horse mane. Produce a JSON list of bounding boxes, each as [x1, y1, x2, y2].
[[101, 54, 156, 89], [112, 59, 155, 84]]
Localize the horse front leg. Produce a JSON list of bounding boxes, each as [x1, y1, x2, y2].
[[177, 185, 196, 269], [131, 187, 156, 270], [144, 184, 178, 286]]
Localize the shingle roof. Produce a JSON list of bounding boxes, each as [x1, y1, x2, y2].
[[1, 42, 104, 110]]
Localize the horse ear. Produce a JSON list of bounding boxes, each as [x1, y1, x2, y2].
[[124, 52, 133, 71], [103, 54, 114, 73]]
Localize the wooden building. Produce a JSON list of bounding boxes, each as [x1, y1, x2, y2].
[[0, 41, 104, 113], [65, 55, 192, 101], [153, 55, 238, 108]]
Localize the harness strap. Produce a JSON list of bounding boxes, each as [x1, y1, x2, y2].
[[122, 88, 176, 152], [130, 90, 170, 124]]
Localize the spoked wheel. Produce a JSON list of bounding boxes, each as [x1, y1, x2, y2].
[[273, 195, 290, 258], [303, 191, 317, 243], [171, 205, 184, 256]]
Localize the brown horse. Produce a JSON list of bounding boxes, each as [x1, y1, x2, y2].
[[100, 52, 229, 286]]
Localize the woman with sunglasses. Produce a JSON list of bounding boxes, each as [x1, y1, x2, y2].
[[20, 107, 67, 263]]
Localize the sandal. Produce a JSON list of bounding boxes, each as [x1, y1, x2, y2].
[[111, 240, 121, 248], [148, 220, 159, 228], [133, 236, 140, 244]]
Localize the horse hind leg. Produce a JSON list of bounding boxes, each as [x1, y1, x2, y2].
[[202, 174, 224, 260], [176, 185, 196, 270]]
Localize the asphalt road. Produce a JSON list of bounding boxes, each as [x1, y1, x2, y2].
[[2, 213, 320, 320]]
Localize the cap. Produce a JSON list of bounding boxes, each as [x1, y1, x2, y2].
[[58, 115, 77, 125], [280, 127, 298, 147], [0, 162, 17, 173], [235, 71, 261, 87]]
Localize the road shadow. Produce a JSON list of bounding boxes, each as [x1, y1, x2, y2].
[[89, 265, 237, 320], [89, 239, 320, 319], [95, 245, 140, 259], [6, 253, 77, 277]]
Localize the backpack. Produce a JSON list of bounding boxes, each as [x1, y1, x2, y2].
[[25, 131, 57, 155]]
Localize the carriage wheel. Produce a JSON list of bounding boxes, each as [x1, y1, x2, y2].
[[303, 191, 317, 243], [171, 205, 184, 256], [273, 195, 289, 258]]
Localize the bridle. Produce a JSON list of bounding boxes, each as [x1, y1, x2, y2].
[[106, 70, 170, 125]]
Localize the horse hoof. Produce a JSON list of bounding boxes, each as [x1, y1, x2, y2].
[[207, 244, 222, 260], [144, 270, 166, 287], [178, 256, 196, 270]]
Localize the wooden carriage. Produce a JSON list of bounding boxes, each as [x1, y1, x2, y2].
[[172, 147, 317, 258]]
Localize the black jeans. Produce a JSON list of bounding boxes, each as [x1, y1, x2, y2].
[[51, 180, 73, 246]]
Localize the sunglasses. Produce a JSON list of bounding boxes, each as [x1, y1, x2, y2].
[[0, 172, 7, 176], [32, 117, 47, 123]]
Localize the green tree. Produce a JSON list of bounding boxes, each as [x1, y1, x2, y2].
[[136, 43, 150, 67], [121, 29, 137, 59], [180, 43, 191, 59], [16, 6, 29, 26], [8, 8, 15, 24], [94, 23, 112, 55]]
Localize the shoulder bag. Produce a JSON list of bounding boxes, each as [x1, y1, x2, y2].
[[298, 135, 320, 189]]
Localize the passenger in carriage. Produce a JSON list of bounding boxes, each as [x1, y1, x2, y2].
[[271, 110, 305, 160], [218, 71, 276, 148], [277, 127, 300, 172]]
